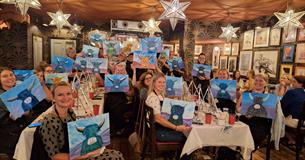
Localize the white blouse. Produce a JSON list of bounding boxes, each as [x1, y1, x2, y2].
[[145, 92, 164, 115]]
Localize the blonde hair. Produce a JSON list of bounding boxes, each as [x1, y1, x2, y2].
[[147, 72, 166, 95], [51, 81, 71, 96], [217, 69, 230, 79], [254, 73, 269, 83]]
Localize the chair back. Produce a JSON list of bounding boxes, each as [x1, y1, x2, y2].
[[30, 126, 50, 160]]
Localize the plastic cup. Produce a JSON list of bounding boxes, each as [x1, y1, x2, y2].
[[205, 113, 212, 124], [229, 114, 236, 125], [93, 104, 100, 115]]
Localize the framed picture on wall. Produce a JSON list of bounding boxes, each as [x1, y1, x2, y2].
[[269, 28, 281, 46], [297, 28, 305, 41], [223, 43, 231, 55], [174, 44, 179, 54], [254, 27, 270, 47], [283, 27, 297, 43], [242, 30, 254, 50], [33, 35, 43, 68], [282, 44, 295, 63], [295, 43, 305, 63], [194, 45, 202, 56], [163, 44, 174, 51], [295, 66, 305, 76], [228, 56, 237, 73], [239, 51, 253, 76], [219, 56, 228, 69], [231, 43, 239, 56], [212, 47, 220, 69], [280, 64, 293, 79], [253, 50, 279, 78], [50, 38, 77, 57]]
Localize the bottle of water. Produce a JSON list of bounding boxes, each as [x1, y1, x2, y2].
[[223, 108, 229, 125]]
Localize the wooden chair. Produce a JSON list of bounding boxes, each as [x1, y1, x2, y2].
[[141, 106, 184, 160], [0, 153, 9, 160]]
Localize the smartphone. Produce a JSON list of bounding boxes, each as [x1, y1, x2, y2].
[[28, 122, 42, 128]]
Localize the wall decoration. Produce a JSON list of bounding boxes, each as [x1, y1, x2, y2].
[[253, 50, 279, 78], [254, 27, 270, 47], [165, 76, 183, 97], [269, 28, 281, 46], [141, 37, 162, 53], [211, 79, 237, 101], [228, 56, 237, 73], [295, 43, 305, 63], [105, 74, 129, 93], [212, 47, 220, 69], [219, 56, 228, 69], [282, 44, 295, 63], [223, 43, 231, 55], [174, 44, 180, 54], [163, 44, 174, 51], [161, 98, 196, 126], [51, 56, 74, 73], [160, 49, 170, 59], [239, 51, 253, 76], [133, 50, 157, 69], [68, 113, 110, 160], [242, 30, 254, 50], [194, 45, 202, 56], [231, 43, 239, 56], [298, 28, 305, 41], [295, 66, 305, 76], [283, 27, 297, 43], [240, 92, 278, 119], [32, 35, 43, 68], [50, 39, 76, 57], [192, 64, 211, 79], [279, 64, 293, 79], [0, 75, 46, 119]]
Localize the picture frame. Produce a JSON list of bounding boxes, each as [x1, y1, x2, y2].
[[174, 44, 180, 54], [194, 45, 202, 57], [295, 66, 305, 76], [219, 56, 228, 69], [269, 28, 281, 46], [297, 28, 305, 41], [283, 27, 297, 43], [282, 44, 295, 63], [228, 56, 237, 73], [231, 43, 239, 56], [242, 30, 254, 50], [50, 38, 76, 57], [239, 51, 253, 76], [32, 35, 43, 68], [295, 43, 305, 63], [163, 44, 174, 51], [279, 64, 293, 79], [253, 50, 279, 78], [254, 27, 270, 47], [223, 43, 231, 55], [212, 47, 220, 69]]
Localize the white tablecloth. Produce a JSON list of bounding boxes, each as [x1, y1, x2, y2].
[[181, 122, 255, 160], [13, 91, 104, 160]]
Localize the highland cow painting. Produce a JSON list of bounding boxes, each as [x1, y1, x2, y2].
[[133, 50, 157, 69], [211, 79, 237, 101], [105, 74, 129, 93]]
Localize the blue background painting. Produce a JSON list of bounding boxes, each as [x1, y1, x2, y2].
[[103, 41, 121, 56], [166, 76, 183, 97], [105, 74, 129, 93], [141, 37, 162, 53], [133, 50, 157, 69], [82, 45, 99, 58], [45, 73, 69, 85], [192, 64, 211, 79], [51, 56, 74, 73], [211, 79, 236, 101], [13, 70, 34, 84]]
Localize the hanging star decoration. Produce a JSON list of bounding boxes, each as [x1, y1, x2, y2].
[[142, 18, 162, 37], [47, 10, 71, 30], [0, 0, 41, 16], [219, 24, 239, 41], [70, 23, 83, 35], [159, 0, 191, 30], [274, 9, 305, 29]]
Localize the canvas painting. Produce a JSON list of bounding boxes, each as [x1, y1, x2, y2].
[[239, 51, 253, 76], [82, 45, 99, 58], [167, 57, 184, 71], [269, 28, 281, 46], [75, 57, 88, 71], [283, 27, 297, 43], [223, 43, 231, 55], [160, 49, 170, 59], [51, 56, 74, 73], [231, 43, 239, 56], [161, 98, 196, 126], [280, 64, 293, 79], [211, 79, 237, 101], [295, 43, 305, 63], [103, 41, 121, 56], [298, 28, 305, 41], [192, 64, 211, 79], [219, 56, 228, 69], [0, 75, 46, 119], [242, 30, 254, 50], [163, 44, 174, 51], [295, 66, 305, 76], [133, 50, 157, 69], [254, 27, 270, 47], [88, 29, 107, 45], [68, 113, 110, 160], [120, 35, 141, 52], [13, 70, 34, 83], [165, 76, 183, 97], [87, 58, 108, 73], [105, 74, 129, 93], [212, 47, 220, 69], [253, 51, 279, 78], [45, 73, 69, 85], [282, 44, 295, 63], [228, 56, 237, 73], [240, 92, 278, 119], [141, 37, 162, 53]]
